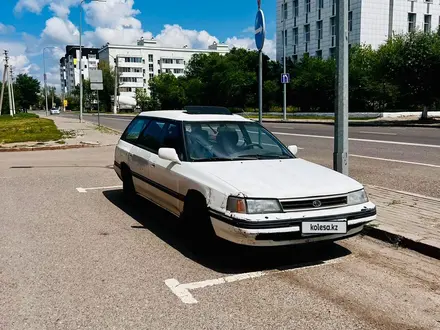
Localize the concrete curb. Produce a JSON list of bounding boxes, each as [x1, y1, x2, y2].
[[0, 143, 116, 152], [362, 225, 440, 260], [256, 119, 440, 127]]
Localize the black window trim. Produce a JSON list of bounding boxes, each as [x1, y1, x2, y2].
[[181, 120, 295, 162], [132, 117, 188, 161]]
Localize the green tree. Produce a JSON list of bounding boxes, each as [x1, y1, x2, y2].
[[289, 55, 336, 112], [0, 81, 11, 115], [377, 30, 440, 118], [14, 74, 41, 110], [98, 61, 117, 112], [149, 74, 186, 109]]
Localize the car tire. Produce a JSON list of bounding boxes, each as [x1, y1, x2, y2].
[[121, 166, 136, 200], [181, 192, 217, 247]]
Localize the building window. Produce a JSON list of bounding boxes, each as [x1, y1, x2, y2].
[[293, 27, 298, 45], [348, 0, 351, 11], [408, 13, 416, 32], [329, 47, 336, 58], [143, 79, 146, 84], [149, 64, 154, 72], [318, 0, 323, 9], [316, 50, 322, 58], [284, 29, 288, 46], [149, 73, 154, 80], [317, 20, 323, 39], [304, 24, 310, 42], [331, 17, 336, 36], [174, 69, 184, 74], [158, 69, 161, 74], [424, 15, 431, 33], [148, 54, 153, 62], [282, 2, 288, 20], [305, 0, 311, 13], [348, 11, 353, 32], [332, 0, 336, 16], [175, 59, 184, 64], [293, 0, 298, 17]]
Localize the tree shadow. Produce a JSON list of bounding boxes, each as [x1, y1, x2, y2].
[[103, 189, 353, 274]]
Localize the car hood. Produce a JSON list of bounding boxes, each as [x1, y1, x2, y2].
[[191, 158, 364, 199]]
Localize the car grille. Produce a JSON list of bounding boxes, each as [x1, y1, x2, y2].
[[280, 195, 348, 212]]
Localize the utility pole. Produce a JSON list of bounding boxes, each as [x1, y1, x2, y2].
[[7, 60, 13, 116], [333, 0, 349, 175], [113, 56, 118, 114], [282, 0, 287, 121], [0, 50, 9, 115], [10, 66, 16, 115]]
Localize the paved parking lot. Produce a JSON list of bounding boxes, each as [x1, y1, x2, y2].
[[1, 146, 440, 330]]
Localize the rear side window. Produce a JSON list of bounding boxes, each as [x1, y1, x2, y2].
[[121, 117, 150, 143], [137, 119, 167, 153]]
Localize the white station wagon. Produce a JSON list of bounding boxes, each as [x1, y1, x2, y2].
[[113, 107, 377, 247]]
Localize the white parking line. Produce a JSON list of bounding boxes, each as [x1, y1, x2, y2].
[[76, 185, 122, 193], [350, 154, 440, 169], [359, 131, 397, 136], [165, 257, 347, 304], [273, 132, 440, 149]]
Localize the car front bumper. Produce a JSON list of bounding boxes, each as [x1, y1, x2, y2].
[[209, 203, 377, 247]]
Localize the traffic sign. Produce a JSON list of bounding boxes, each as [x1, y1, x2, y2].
[[281, 73, 290, 84], [255, 9, 266, 51], [63, 99, 68, 107]]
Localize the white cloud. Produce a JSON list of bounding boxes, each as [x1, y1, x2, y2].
[[0, 23, 16, 35], [41, 17, 79, 45], [154, 24, 218, 49], [242, 26, 254, 33], [14, 0, 50, 14], [225, 35, 276, 59]]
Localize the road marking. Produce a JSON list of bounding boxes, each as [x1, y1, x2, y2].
[[165, 257, 346, 304], [351, 154, 440, 169], [359, 131, 397, 136], [365, 184, 440, 202], [273, 132, 440, 149], [76, 185, 122, 193]]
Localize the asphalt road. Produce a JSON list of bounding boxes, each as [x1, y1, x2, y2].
[[59, 113, 440, 198], [1, 147, 439, 330]]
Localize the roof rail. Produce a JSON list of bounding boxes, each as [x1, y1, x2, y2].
[[183, 106, 232, 115]]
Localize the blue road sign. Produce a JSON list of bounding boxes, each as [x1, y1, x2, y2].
[[281, 73, 290, 84], [255, 9, 266, 51]]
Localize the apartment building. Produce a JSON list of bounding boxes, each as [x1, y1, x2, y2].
[[98, 38, 230, 106], [60, 45, 100, 95], [276, 0, 440, 61]]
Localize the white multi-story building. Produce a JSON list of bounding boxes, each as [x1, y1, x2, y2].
[[98, 38, 230, 108], [276, 0, 440, 61], [60, 45, 100, 95]]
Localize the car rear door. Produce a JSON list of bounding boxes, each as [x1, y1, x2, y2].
[[116, 116, 151, 194], [146, 120, 186, 216]]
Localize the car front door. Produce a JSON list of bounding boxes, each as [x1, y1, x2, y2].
[[146, 121, 186, 216]]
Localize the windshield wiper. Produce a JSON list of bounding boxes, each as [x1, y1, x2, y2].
[[237, 154, 291, 160]]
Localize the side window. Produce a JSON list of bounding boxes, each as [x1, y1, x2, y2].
[[137, 119, 166, 153], [121, 117, 150, 143], [162, 122, 184, 160]]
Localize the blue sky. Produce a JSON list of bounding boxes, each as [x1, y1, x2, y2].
[[0, 0, 277, 90]]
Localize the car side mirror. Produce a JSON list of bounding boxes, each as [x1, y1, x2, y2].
[[288, 145, 298, 156], [158, 148, 182, 164]]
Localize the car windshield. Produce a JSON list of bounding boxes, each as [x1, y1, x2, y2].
[[183, 121, 295, 162]]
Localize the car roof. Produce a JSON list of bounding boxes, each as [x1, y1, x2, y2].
[[137, 110, 254, 123]]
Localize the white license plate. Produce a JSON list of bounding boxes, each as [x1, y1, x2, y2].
[[301, 221, 347, 235]]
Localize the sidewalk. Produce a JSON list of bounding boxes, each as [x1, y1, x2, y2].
[[0, 113, 120, 151], [364, 185, 440, 259]]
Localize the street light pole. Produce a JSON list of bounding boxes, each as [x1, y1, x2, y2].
[[333, 0, 349, 175], [43, 47, 49, 116], [113, 56, 118, 114], [282, 0, 287, 121], [79, 0, 84, 123]]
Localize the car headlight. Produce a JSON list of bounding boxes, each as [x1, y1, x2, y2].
[[347, 189, 369, 205], [227, 196, 282, 214]]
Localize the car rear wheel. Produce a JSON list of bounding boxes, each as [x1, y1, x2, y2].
[[121, 165, 136, 200]]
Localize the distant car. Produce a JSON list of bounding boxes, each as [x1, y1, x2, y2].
[[50, 108, 60, 115], [113, 107, 377, 247]]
